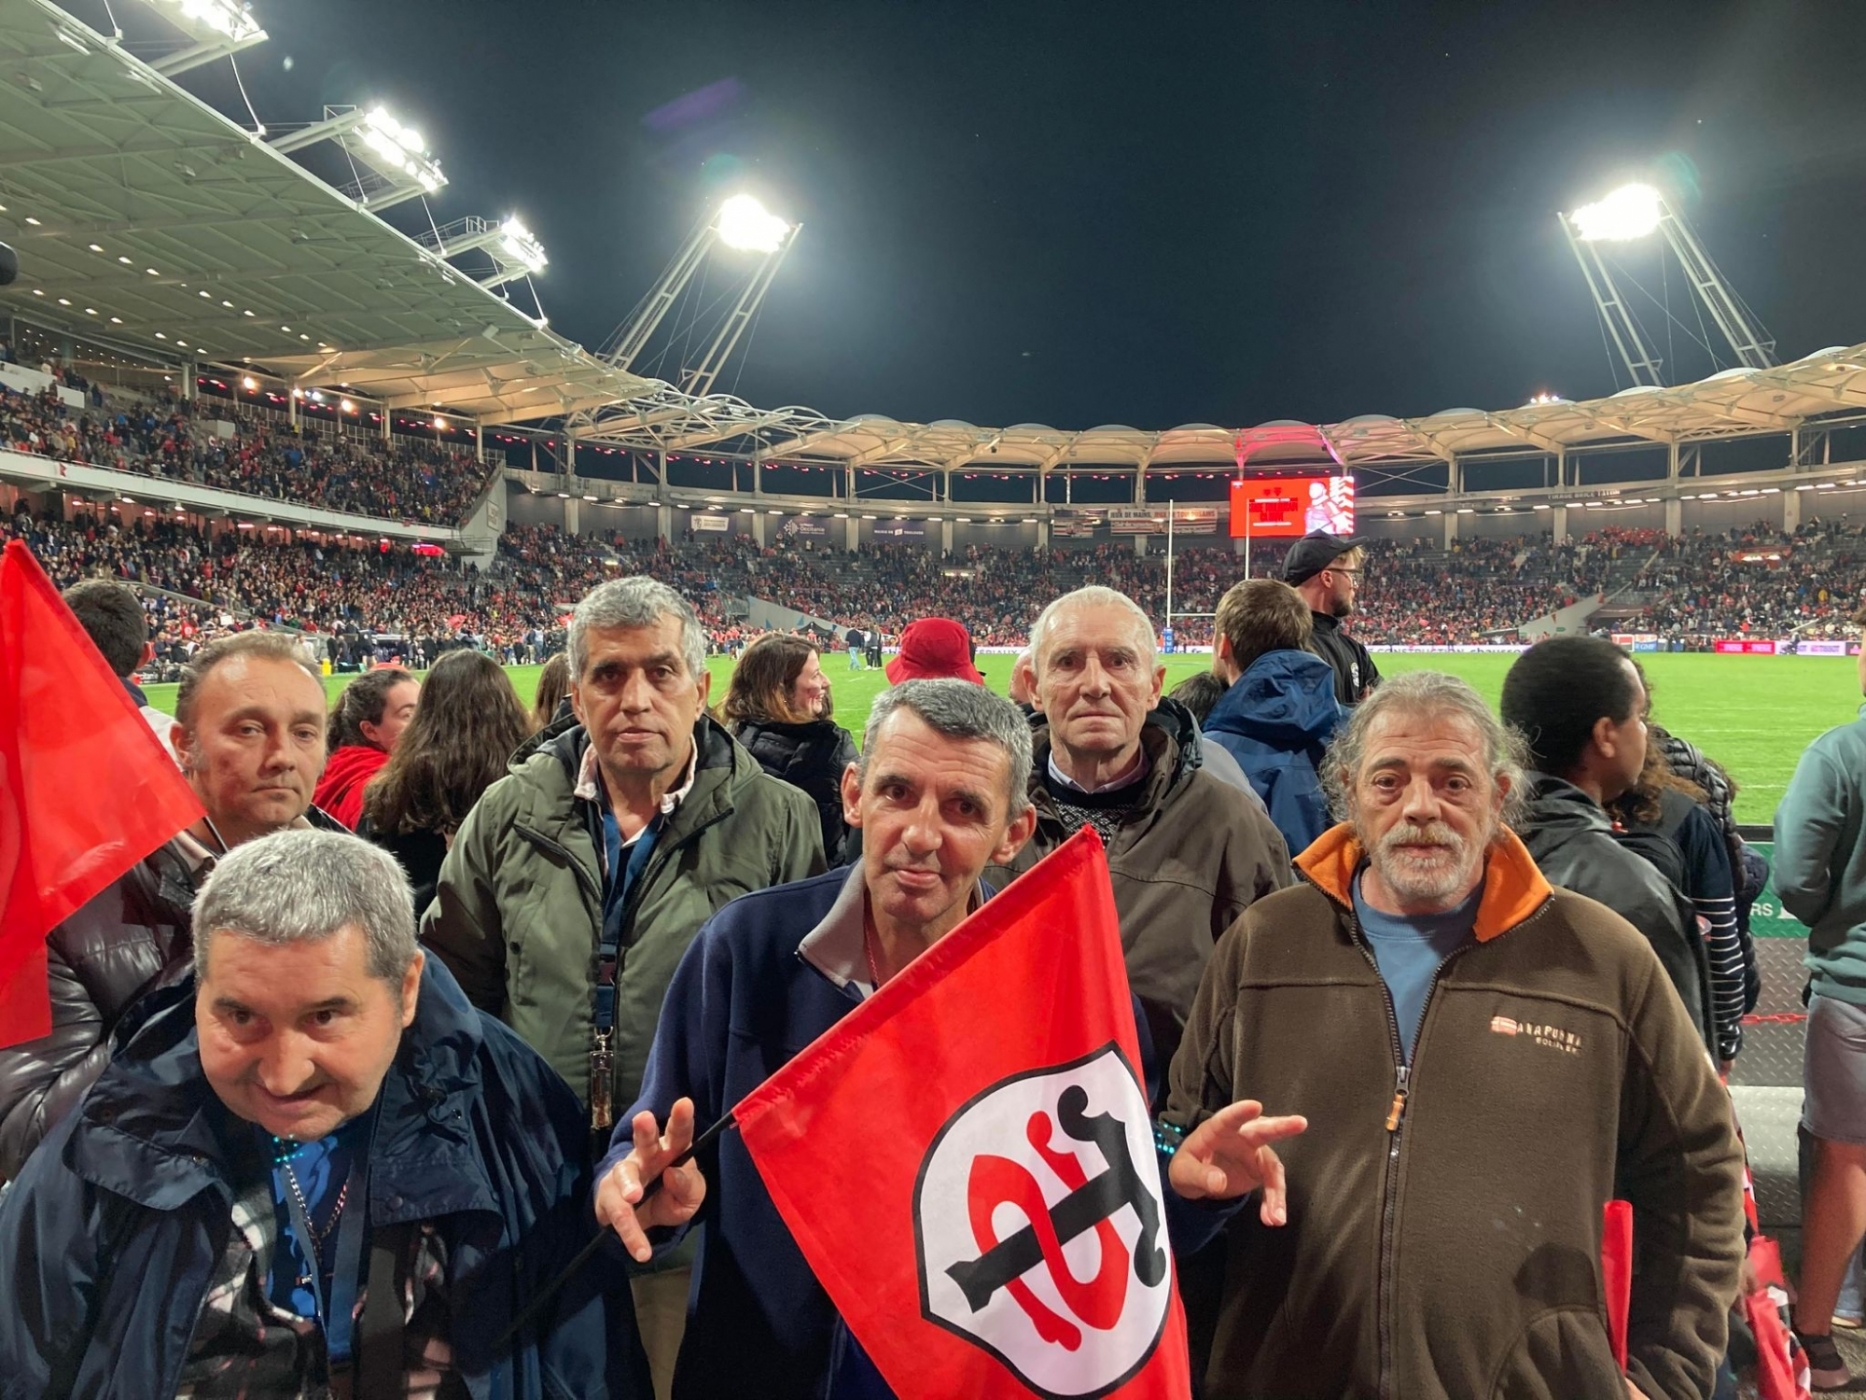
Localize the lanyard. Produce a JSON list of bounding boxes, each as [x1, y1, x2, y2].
[[597, 811, 662, 1034], [280, 1155, 370, 1371]]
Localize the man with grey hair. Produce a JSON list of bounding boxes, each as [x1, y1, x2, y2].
[[0, 628, 341, 1182], [988, 584, 1290, 1095], [423, 574, 823, 1392], [592, 679, 1041, 1397], [0, 829, 642, 1398], [1164, 670, 1745, 1399]]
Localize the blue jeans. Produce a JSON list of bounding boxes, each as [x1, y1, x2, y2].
[[1842, 1243, 1864, 1320]]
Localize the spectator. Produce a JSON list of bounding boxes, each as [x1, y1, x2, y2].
[[359, 651, 532, 914], [594, 680, 1041, 1396], [0, 830, 641, 1397], [1774, 620, 1866, 1391], [884, 617, 985, 684], [1165, 670, 1746, 1398], [314, 668, 418, 831], [533, 651, 571, 731], [1007, 647, 1035, 706], [721, 634, 860, 859], [61, 577, 175, 757], [1203, 578, 1345, 856], [0, 632, 335, 1181], [1609, 728, 1750, 1068], [1283, 531, 1379, 704], [985, 585, 1290, 1091], [1166, 670, 1228, 726], [1500, 637, 1714, 1049], [420, 576, 824, 1395]]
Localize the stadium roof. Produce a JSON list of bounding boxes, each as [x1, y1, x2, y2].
[[0, 0, 660, 422], [2, 0, 1864, 480], [572, 343, 1866, 473]]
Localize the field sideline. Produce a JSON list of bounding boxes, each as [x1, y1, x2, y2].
[[143, 651, 1863, 826]]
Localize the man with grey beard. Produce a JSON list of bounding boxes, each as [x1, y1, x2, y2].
[[1163, 670, 1744, 1400]]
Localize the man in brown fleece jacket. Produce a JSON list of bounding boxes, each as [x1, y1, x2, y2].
[[1164, 670, 1745, 1400]]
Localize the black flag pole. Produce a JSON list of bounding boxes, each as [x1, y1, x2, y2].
[[496, 1111, 739, 1352]]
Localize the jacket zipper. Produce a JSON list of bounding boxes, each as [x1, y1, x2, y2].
[[513, 824, 602, 910], [1345, 907, 1475, 1400]]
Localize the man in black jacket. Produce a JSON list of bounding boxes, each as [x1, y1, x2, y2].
[[1500, 636, 1715, 1049], [1283, 531, 1379, 705], [0, 630, 338, 1181]]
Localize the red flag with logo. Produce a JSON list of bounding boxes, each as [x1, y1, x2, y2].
[[0, 540, 205, 1048], [734, 828, 1191, 1398]]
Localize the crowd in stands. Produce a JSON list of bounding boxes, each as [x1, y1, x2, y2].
[[13, 493, 1866, 660], [0, 383, 496, 525]]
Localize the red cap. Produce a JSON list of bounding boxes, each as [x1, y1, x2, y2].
[[885, 618, 985, 685]]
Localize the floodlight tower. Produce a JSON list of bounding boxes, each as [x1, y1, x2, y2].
[[418, 215, 548, 290], [137, 0, 268, 76], [602, 193, 801, 397], [269, 105, 446, 211], [1559, 181, 1777, 388]]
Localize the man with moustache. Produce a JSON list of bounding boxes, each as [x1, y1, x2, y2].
[[1165, 670, 1744, 1399]]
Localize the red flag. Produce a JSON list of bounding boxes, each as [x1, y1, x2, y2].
[[0, 540, 205, 1048], [1601, 1199, 1632, 1369], [735, 829, 1191, 1399]]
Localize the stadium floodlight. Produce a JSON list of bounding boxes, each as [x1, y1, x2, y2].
[[1558, 178, 1775, 385], [417, 215, 547, 290], [144, 0, 267, 76], [716, 194, 791, 253], [1567, 183, 1663, 242], [269, 104, 446, 211], [499, 217, 547, 273]]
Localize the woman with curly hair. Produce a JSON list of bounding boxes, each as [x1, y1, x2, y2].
[[721, 634, 858, 859], [359, 651, 531, 910]]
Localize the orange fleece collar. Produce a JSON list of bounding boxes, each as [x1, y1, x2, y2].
[[1295, 823, 1553, 942]]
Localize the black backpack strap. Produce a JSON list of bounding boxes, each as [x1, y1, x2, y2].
[[353, 1220, 415, 1399]]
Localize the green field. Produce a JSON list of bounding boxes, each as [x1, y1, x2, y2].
[[143, 651, 1864, 826]]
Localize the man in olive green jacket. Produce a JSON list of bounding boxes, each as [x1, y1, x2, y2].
[[421, 577, 823, 1398]]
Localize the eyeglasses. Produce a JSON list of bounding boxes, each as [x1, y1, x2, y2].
[[1328, 567, 1365, 579]]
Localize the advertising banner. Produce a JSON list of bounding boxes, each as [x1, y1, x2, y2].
[[780, 515, 831, 540], [872, 519, 928, 541], [1714, 639, 1779, 655], [691, 513, 731, 533], [1796, 639, 1849, 657], [1107, 506, 1164, 536], [1052, 512, 1101, 537]]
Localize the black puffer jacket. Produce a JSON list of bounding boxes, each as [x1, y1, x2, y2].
[[731, 717, 860, 857], [0, 809, 343, 1183], [0, 839, 198, 1183], [1518, 772, 1715, 1049]]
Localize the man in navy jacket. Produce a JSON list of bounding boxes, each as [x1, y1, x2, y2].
[[0, 829, 640, 1399], [595, 679, 1305, 1399]]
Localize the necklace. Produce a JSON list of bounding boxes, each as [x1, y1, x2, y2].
[[862, 910, 886, 989], [281, 1160, 351, 1254]]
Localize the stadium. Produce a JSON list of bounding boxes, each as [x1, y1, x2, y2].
[[3, 0, 1865, 1394]]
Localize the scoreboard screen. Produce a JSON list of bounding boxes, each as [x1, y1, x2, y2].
[[1229, 476, 1355, 538]]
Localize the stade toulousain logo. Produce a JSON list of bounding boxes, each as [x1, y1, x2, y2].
[[913, 1045, 1172, 1398]]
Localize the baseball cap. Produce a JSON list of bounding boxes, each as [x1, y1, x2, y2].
[[885, 617, 985, 685], [1282, 531, 1371, 587]]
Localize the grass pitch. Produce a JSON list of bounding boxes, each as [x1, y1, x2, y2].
[[142, 650, 1863, 826]]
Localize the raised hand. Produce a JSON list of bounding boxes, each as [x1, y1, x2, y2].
[[1167, 1100, 1308, 1225], [595, 1098, 708, 1263]]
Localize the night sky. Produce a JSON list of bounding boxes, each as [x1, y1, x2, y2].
[[128, 0, 1866, 432]]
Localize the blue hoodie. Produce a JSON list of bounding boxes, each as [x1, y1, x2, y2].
[[1202, 649, 1346, 857]]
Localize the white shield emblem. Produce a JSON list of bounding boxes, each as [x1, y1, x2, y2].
[[913, 1044, 1171, 1398]]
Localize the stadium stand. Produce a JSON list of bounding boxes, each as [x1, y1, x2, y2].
[[0, 384, 496, 526], [16, 498, 1866, 660]]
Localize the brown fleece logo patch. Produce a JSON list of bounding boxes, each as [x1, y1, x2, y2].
[[1490, 1015, 1581, 1055]]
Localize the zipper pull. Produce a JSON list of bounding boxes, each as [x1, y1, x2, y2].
[[1384, 1065, 1410, 1133]]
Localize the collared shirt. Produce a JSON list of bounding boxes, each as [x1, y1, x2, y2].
[[797, 864, 988, 999], [1046, 745, 1149, 797], [577, 741, 698, 878]]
